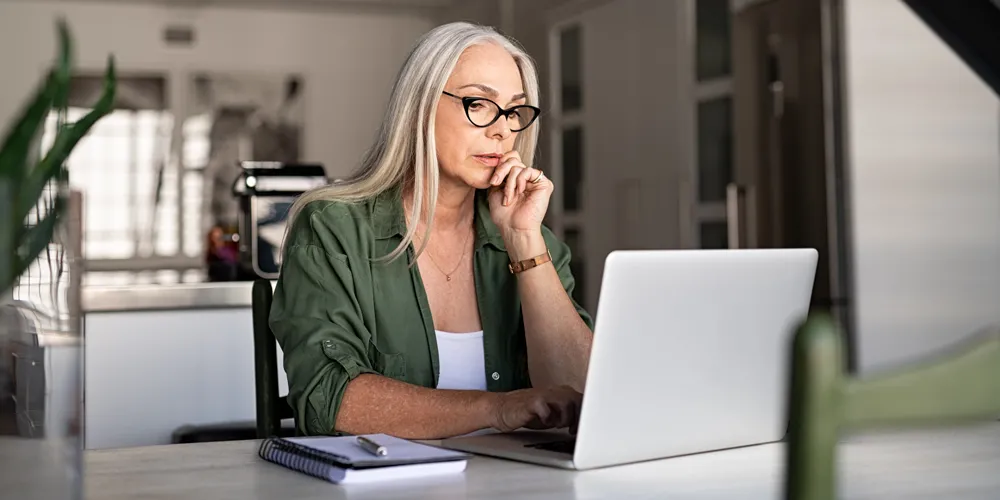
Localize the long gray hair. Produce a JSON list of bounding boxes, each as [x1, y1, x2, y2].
[[285, 22, 540, 262]]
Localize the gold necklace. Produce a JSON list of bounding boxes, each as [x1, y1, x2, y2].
[[424, 227, 472, 281]]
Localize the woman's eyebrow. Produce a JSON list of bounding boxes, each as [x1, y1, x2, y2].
[[457, 83, 526, 102], [457, 83, 499, 97]]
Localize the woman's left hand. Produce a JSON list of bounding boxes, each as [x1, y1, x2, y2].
[[487, 150, 553, 237]]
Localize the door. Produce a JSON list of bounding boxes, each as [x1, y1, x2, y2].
[[547, 0, 689, 314], [732, 0, 856, 368]]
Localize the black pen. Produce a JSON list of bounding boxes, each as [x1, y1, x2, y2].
[[357, 436, 388, 457]]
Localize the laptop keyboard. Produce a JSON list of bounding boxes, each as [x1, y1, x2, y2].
[[526, 439, 576, 454]]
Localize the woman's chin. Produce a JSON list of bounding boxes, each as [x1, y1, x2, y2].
[[440, 166, 494, 190], [470, 179, 493, 190], [464, 172, 495, 190]]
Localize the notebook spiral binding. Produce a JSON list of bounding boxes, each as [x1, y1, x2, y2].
[[258, 438, 348, 482]]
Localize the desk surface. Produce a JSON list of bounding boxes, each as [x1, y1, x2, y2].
[[84, 424, 1000, 500]]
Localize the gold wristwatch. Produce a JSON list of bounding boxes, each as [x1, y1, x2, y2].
[[508, 250, 552, 274]]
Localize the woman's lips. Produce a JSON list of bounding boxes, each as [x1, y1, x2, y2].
[[474, 155, 501, 167]]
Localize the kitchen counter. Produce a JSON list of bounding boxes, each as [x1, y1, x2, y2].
[[80, 279, 283, 449], [82, 281, 273, 313]]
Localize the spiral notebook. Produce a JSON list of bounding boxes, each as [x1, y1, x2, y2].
[[258, 434, 471, 484]]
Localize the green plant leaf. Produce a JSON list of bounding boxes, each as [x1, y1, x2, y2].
[[53, 18, 73, 119], [2, 19, 114, 297], [0, 18, 74, 183], [0, 177, 13, 293], [2, 19, 75, 295], [17, 56, 116, 221], [0, 70, 56, 183], [11, 193, 66, 288]]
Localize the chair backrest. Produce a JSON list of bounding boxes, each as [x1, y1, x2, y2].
[[251, 279, 292, 438], [783, 313, 1000, 500]]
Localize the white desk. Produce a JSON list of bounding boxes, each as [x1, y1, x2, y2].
[[83, 424, 1000, 499]]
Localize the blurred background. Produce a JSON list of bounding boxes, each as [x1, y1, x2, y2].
[[0, 0, 997, 451]]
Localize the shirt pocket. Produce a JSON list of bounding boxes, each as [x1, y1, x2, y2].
[[369, 343, 407, 380]]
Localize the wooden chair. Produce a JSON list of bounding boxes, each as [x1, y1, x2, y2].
[[252, 279, 295, 438], [784, 313, 1000, 500]]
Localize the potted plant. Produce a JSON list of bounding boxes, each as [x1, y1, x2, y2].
[[0, 18, 115, 499]]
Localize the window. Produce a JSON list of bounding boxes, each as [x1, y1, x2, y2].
[[38, 74, 207, 285], [692, 1, 734, 249], [696, 0, 732, 81], [559, 25, 583, 112], [551, 21, 588, 307], [180, 113, 212, 258], [43, 107, 174, 260], [562, 126, 584, 211], [696, 97, 733, 203]]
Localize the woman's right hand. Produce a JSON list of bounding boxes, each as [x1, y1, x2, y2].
[[489, 386, 583, 433]]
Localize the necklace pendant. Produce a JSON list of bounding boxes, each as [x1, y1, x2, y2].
[[446, 275, 452, 282]]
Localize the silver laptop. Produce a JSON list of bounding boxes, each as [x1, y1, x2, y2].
[[440, 248, 818, 470]]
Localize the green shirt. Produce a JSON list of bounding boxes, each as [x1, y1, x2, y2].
[[270, 185, 593, 436]]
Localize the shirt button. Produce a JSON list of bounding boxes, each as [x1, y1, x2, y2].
[[491, 372, 500, 381]]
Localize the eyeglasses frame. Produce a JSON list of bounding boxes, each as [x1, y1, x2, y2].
[[441, 91, 541, 132]]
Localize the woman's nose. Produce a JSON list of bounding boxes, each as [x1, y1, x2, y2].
[[488, 115, 513, 140]]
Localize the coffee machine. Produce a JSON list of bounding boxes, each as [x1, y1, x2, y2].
[[224, 161, 327, 280]]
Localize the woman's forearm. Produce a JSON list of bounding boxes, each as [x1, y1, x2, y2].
[[334, 374, 500, 439], [506, 230, 594, 391]]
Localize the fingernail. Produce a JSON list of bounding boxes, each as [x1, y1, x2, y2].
[[503, 195, 509, 206], [491, 175, 499, 184]]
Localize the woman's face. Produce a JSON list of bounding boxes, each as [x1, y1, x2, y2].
[[435, 43, 527, 190]]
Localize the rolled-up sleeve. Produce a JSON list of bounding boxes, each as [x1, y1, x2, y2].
[[269, 208, 375, 436]]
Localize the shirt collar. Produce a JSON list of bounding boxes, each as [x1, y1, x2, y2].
[[372, 185, 506, 251], [371, 184, 405, 240]]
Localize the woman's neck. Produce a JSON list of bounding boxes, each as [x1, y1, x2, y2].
[[403, 177, 475, 234]]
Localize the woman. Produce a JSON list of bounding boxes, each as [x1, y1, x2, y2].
[[270, 22, 594, 440]]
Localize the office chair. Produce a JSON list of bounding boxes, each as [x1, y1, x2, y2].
[[252, 278, 295, 438], [783, 313, 1000, 500]]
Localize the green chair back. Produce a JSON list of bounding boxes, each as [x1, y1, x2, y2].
[[784, 313, 1000, 500], [252, 279, 294, 438]]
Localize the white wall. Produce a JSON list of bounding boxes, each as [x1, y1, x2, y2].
[[845, 0, 1000, 371], [0, 0, 433, 179], [436, 0, 499, 27]]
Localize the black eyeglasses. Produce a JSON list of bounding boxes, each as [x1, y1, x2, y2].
[[441, 91, 540, 132]]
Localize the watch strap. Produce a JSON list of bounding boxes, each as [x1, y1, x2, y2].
[[508, 250, 552, 274]]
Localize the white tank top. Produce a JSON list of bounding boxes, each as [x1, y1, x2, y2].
[[434, 330, 487, 391]]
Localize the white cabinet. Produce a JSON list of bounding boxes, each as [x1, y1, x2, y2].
[[83, 307, 286, 449]]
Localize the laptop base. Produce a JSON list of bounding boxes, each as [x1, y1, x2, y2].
[[440, 430, 577, 469]]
